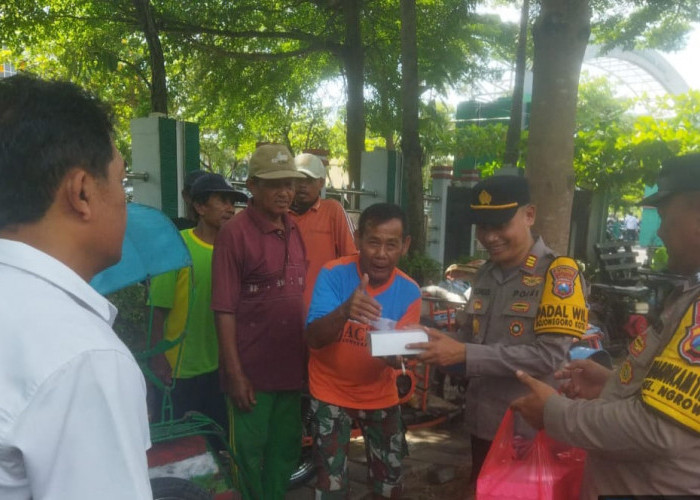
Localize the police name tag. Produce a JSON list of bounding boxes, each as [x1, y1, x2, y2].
[[369, 329, 428, 356]]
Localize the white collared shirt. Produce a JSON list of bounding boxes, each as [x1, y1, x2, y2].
[[0, 239, 152, 499]]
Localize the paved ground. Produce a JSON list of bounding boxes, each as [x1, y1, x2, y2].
[[286, 402, 475, 500]]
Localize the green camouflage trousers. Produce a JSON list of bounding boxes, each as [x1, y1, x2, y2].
[[310, 398, 407, 499]]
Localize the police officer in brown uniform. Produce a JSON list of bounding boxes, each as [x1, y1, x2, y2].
[[512, 154, 700, 498], [410, 175, 588, 481]]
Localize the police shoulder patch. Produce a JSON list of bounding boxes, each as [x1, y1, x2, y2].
[[679, 302, 700, 364], [642, 299, 700, 433], [550, 264, 578, 299], [534, 257, 588, 339]]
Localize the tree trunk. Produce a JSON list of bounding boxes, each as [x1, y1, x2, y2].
[[526, 0, 590, 254], [384, 133, 395, 151], [503, 0, 529, 168], [132, 0, 168, 114], [400, 0, 425, 253], [342, 0, 365, 189]]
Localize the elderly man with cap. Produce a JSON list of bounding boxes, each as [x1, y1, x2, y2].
[[409, 175, 588, 482], [149, 173, 247, 431], [290, 153, 357, 312], [511, 153, 700, 498], [211, 144, 307, 500]]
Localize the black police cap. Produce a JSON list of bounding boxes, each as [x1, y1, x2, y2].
[[468, 175, 531, 226]]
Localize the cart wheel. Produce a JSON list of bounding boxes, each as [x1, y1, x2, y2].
[[150, 477, 213, 500]]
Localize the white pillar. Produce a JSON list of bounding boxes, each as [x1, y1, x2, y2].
[[427, 166, 453, 267]]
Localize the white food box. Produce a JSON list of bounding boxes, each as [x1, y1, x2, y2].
[[369, 329, 428, 357]]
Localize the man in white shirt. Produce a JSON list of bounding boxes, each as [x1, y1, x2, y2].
[[0, 75, 152, 499], [623, 212, 639, 242]]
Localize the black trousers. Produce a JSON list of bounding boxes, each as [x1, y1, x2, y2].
[[150, 369, 229, 436], [172, 370, 228, 432], [469, 435, 492, 483]]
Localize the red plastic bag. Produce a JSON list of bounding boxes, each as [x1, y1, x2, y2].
[[476, 409, 586, 500]]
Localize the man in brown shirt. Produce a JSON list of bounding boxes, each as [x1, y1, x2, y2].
[[212, 144, 307, 500]]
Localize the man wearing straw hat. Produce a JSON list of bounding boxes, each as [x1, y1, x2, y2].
[[212, 144, 307, 500]]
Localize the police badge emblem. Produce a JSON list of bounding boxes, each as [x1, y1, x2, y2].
[[679, 302, 700, 365], [478, 190, 492, 205], [521, 275, 543, 287], [619, 359, 633, 384], [549, 265, 578, 299], [630, 331, 647, 357], [509, 321, 524, 337]]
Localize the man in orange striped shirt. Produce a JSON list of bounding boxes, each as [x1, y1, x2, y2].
[[290, 153, 357, 312], [305, 203, 421, 499]]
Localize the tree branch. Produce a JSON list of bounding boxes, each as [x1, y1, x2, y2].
[[185, 39, 332, 60], [115, 57, 151, 89]]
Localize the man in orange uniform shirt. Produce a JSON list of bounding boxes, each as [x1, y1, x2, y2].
[[305, 203, 421, 499], [290, 153, 356, 312]]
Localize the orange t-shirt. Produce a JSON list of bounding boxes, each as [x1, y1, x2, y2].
[[307, 256, 422, 409], [290, 198, 357, 312]]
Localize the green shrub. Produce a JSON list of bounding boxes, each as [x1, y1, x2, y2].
[[399, 252, 442, 287]]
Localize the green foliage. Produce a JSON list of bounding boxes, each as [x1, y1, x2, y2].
[[453, 122, 516, 172], [574, 78, 700, 206], [591, 0, 700, 51], [650, 246, 668, 271], [421, 100, 456, 165], [398, 252, 442, 287], [1, 0, 153, 153], [1, 0, 514, 175], [6, 0, 698, 210], [363, 0, 508, 149], [574, 77, 637, 194]]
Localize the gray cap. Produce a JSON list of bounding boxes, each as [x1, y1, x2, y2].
[[295, 153, 326, 179]]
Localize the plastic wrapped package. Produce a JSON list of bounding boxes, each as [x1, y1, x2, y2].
[[477, 409, 586, 500]]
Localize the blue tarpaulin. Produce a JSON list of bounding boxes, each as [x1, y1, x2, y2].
[[91, 202, 191, 295]]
